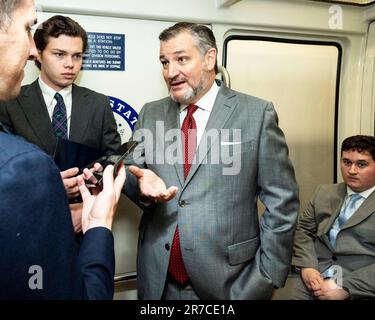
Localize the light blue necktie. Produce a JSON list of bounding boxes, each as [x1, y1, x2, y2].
[[338, 193, 362, 228], [328, 193, 362, 247]]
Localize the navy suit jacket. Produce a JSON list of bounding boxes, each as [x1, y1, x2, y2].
[[0, 124, 115, 299]]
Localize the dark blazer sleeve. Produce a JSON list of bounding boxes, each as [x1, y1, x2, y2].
[[101, 95, 121, 155], [78, 227, 115, 299], [0, 133, 114, 299]]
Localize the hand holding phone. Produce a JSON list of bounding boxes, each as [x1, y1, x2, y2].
[[81, 141, 138, 186]]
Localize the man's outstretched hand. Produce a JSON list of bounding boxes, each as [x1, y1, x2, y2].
[[128, 165, 178, 202]]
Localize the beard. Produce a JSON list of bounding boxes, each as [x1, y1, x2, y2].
[[169, 72, 208, 105]]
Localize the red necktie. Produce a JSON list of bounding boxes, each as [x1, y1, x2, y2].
[[168, 104, 198, 284]]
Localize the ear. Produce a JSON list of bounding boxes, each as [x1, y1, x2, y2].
[[36, 50, 42, 64], [205, 48, 217, 72]]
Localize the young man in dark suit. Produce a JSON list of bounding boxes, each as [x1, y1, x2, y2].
[[0, 15, 121, 231], [0, 0, 125, 299]]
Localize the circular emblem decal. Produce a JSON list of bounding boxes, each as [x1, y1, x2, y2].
[[109, 96, 138, 144]]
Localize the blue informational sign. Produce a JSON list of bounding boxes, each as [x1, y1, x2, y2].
[[83, 32, 125, 71]]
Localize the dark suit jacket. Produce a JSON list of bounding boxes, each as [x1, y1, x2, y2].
[[292, 183, 375, 299], [0, 80, 120, 156], [0, 123, 115, 299]]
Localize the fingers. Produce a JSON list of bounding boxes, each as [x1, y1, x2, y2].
[[77, 175, 91, 201], [128, 165, 143, 178], [310, 280, 321, 291], [314, 290, 323, 298], [70, 203, 83, 233], [86, 162, 103, 174], [159, 186, 178, 201], [102, 165, 115, 191], [144, 186, 178, 202], [93, 162, 103, 171], [313, 289, 328, 300], [83, 168, 98, 186], [62, 169, 80, 197], [114, 163, 126, 198], [60, 167, 79, 179]]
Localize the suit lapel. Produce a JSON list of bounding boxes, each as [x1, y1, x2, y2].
[[320, 183, 346, 250], [322, 183, 346, 235], [164, 99, 184, 187], [20, 80, 56, 154], [69, 84, 92, 143], [342, 190, 375, 229], [183, 84, 237, 187]]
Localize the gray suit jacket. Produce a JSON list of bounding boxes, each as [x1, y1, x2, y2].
[[0, 80, 120, 156], [125, 82, 299, 299], [292, 183, 375, 299]]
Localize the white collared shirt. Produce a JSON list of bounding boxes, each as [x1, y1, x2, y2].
[[179, 81, 220, 149], [38, 76, 73, 137], [347, 185, 375, 201], [340, 185, 375, 216]]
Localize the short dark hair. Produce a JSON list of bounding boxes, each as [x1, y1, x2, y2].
[[341, 135, 375, 160], [159, 22, 218, 74], [0, 0, 23, 30], [33, 15, 87, 69]]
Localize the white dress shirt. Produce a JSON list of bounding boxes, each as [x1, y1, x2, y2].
[[179, 81, 220, 149]]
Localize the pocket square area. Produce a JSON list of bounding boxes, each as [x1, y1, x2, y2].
[[220, 141, 242, 146]]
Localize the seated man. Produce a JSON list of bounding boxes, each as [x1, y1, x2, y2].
[[290, 135, 375, 300]]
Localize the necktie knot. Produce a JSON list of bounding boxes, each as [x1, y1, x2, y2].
[[338, 193, 362, 228], [186, 104, 198, 117], [349, 193, 362, 201], [346, 194, 362, 210], [54, 92, 64, 103], [328, 193, 363, 247]]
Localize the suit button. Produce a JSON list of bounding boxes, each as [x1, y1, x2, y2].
[[332, 255, 338, 261], [179, 200, 186, 207], [165, 243, 170, 251]]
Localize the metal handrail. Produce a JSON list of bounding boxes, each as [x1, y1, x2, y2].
[[218, 65, 231, 88], [114, 272, 137, 282]]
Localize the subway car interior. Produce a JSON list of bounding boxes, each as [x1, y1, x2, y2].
[[19, 0, 375, 299]]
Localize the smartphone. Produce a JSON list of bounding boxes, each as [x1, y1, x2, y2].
[[81, 141, 138, 186]]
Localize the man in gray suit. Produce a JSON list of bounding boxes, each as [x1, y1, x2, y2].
[[0, 15, 120, 201], [124, 22, 299, 300], [290, 135, 375, 300]]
